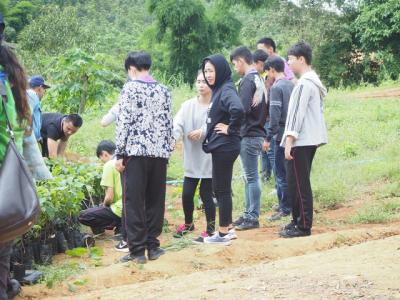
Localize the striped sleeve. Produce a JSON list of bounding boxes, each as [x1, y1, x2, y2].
[[284, 84, 312, 139]]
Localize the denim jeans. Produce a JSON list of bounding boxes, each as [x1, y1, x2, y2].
[[261, 122, 275, 179], [274, 142, 291, 214], [240, 136, 264, 221]]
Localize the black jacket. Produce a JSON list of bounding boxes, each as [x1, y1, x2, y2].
[[201, 54, 244, 153]]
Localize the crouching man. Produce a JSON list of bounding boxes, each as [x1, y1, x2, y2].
[[79, 141, 126, 251]]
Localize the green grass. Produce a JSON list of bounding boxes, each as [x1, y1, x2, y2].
[[350, 198, 400, 224], [67, 81, 400, 224], [36, 262, 85, 288]]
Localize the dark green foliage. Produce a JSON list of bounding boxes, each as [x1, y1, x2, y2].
[[148, 0, 240, 84], [44, 48, 119, 114]]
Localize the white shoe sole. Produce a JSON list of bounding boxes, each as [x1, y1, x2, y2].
[[115, 247, 129, 253]]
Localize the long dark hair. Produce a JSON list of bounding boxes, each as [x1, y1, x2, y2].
[[0, 45, 29, 122]]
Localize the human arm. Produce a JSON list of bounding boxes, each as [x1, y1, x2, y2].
[[57, 138, 68, 157], [115, 84, 134, 160], [284, 84, 312, 139], [100, 104, 118, 127], [103, 186, 114, 206], [173, 105, 184, 141], [47, 138, 59, 159], [266, 86, 283, 142], [218, 86, 244, 136]]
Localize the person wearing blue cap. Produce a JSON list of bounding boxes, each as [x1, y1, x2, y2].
[[27, 75, 50, 142]]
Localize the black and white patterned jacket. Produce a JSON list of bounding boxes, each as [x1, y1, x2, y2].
[[115, 79, 175, 159]]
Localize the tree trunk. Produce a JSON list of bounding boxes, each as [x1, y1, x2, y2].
[[78, 73, 88, 114]]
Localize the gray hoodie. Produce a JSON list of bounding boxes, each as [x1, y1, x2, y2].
[[281, 70, 328, 147]]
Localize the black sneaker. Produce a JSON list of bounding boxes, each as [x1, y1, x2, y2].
[[281, 220, 296, 231], [148, 248, 165, 260], [232, 216, 245, 227], [235, 220, 260, 231], [120, 254, 147, 264], [115, 240, 129, 253], [279, 226, 311, 238]]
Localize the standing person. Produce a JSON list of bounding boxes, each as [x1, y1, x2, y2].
[[173, 71, 215, 240], [27, 75, 50, 142], [256, 37, 295, 89], [201, 54, 244, 245], [230, 46, 267, 230], [115, 51, 174, 263], [253, 49, 275, 183], [40, 112, 82, 158], [280, 42, 328, 238], [0, 42, 30, 299], [263, 56, 294, 221]]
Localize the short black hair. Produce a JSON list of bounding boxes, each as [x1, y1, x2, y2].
[[124, 51, 151, 71], [257, 37, 276, 52], [264, 56, 285, 73], [287, 41, 312, 65], [253, 49, 269, 63], [230, 46, 253, 65], [65, 114, 83, 128], [96, 140, 116, 158]]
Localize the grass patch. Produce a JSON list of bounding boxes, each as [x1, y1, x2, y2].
[[36, 262, 85, 288], [350, 198, 400, 224]]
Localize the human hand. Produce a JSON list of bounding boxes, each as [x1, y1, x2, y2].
[[285, 136, 294, 160], [214, 123, 229, 135], [188, 129, 202, 141], [262, 140, 270, 152]]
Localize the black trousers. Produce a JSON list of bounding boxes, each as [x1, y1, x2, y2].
[[212, 150, 240, 227], [78, 206, 121, 234], [182, 177, 215, 234], [40, 138, 49, 158], [286, 146, 317, 230], [0, 242, 11, 300], [123, 156, 167, 256]]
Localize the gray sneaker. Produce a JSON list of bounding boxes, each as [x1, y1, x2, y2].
[[272, 204, 280, 212], [204, 232, 232, 245], [235, 220, 260, 231], [268, 211, 290, 221], [226, 228, 237, 240]]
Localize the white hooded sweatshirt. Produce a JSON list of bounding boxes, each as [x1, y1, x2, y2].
[[281, 70, 328, 147]]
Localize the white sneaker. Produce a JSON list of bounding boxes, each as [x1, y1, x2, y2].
[[204, 232, 231, 246], [226, 228, 237, 240]]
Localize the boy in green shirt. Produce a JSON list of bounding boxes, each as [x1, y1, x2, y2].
[[79, 140, 127, 252]]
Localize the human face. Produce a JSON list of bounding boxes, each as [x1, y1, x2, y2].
[[257, 43, 274, 56], [231, 58, 245, 76], [203, 61, 216, 86], [62, 121, 79, 137], [35, 86, 46, 100], [254, 61, 265, 74], [287, 55, 303, 75], [99, 151, 111, 163], [266, 67, 276, 81], [196, 73, 211, 96]]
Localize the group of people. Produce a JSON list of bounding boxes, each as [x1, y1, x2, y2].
[[0, 9, 328, 296], [76, 38, 327, 264]]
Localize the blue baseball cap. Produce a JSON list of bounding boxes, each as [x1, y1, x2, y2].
[[29, 75, 50, 89]]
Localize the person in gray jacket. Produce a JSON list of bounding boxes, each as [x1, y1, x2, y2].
[[173, 70, 215, 240], [280, 42, 328, 238]]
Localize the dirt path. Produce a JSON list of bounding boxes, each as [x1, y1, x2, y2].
[[53, 234, 400, 300], [352, 87, 400, 99], [18, 224, 400, 299]]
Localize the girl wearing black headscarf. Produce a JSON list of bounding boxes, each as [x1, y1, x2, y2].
[[200, 54, 244, 245]]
